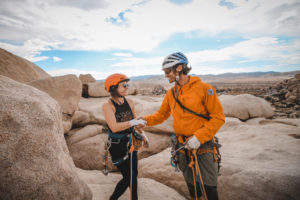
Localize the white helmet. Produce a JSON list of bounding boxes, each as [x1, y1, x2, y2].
[[162, 52, 188, 69]]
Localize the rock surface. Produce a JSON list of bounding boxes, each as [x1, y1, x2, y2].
[[264, 74, 300, 118], [79, 74, 96, 98], [27, 74, 82, 115], [0, 48, 50, 83], [219, 94, 274, 120], [0, 75, 92, 200]]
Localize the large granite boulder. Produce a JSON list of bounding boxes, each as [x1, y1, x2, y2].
[[27, 74, 82, 115], [219, 94, 274, 120], [72, 110, 101, 128], [218, 118, 300, 200], [66, 125, 110, 170], [0, 75, 92, 200], [0, 48, 50, 83], [88, 82, 110, 97], [79, 74, 96, 85], [79, 74, 96, 98]]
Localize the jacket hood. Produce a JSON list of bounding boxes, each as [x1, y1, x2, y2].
[[187, 75, 202, 87]]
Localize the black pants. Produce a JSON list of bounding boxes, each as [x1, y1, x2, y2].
[[186, 182, 218, 200], [110, 151, 138, 200]]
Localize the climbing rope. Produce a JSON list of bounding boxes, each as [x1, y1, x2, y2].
[[188, 149, 208, 200]]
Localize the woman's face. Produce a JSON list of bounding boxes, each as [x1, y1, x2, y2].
[[117, 81, 129, 96]]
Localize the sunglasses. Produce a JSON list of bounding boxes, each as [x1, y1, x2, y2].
[[120, 82, 129, 88], [163, 68, 172, 75]]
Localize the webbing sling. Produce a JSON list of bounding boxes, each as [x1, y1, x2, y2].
[[171, 88, 211, 121]]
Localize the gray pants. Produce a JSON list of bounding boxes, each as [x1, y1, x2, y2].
[[178, 150, 218, 187]]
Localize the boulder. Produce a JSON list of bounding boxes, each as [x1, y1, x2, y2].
[[0, 75, 92, 200], [62, 113, 72, 134], [219, 94, 274, 120], [0, 48, 50, 83], [27, 74, 82, 115], [79, 74, 96, 85], [72, 110, 93, 128], [218, 118, 300, 200], [66, 125, 111, 170], [137, 132, 172, 159], [66, 124, 104, 146], [77, 168, 185, 200], [79, 74, 96, 98], [295, 73, 300, 80], [88, 82, 110, 97]]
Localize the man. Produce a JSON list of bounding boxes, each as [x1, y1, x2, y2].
[[142, 52, 225, 200]]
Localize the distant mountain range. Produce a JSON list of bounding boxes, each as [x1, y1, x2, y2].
[[97, 70, 300, 82], [128, 70, 300, 81]]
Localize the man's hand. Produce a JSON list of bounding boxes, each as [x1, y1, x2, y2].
[[186, 135, 201, 149], [136, 116, 147, 129]]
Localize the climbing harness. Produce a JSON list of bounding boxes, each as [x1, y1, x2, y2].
[[170, 133, 187, 172], [102, 127, 144, 200]]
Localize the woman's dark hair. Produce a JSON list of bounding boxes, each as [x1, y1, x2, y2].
[[109, 80, 128, 97], [109, 85, 119, 97], [172, 64, 192, 75]]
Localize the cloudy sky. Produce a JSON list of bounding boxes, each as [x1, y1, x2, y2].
[[1, 0, 300, 79]]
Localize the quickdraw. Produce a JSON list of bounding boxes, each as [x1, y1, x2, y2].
[[101, 139, 111, 176]]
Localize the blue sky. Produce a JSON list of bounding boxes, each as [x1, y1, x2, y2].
[[0, 0, 300, 79]]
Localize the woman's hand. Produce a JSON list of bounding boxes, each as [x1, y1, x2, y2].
[[129, 119, 146, 127]]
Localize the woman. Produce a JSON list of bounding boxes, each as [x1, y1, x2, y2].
[[102, 73, 149, 200]]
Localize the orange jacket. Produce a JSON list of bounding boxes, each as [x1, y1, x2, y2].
[[145, 76, 225, 144]]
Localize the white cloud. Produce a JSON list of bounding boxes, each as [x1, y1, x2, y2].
[[0, 38, 60, 62], [53, 56, 62, 62], [188, 37, 300, 65], [113, 52, 133, 57], [0, 0, 299, 58], [110, 37, 300, 70], [111, 56, 163, 68]]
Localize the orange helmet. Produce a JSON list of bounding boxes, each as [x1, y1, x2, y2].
[[104, 73, 130, 92]]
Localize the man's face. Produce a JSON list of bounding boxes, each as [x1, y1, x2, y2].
[[163, 66, 179, 83]]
